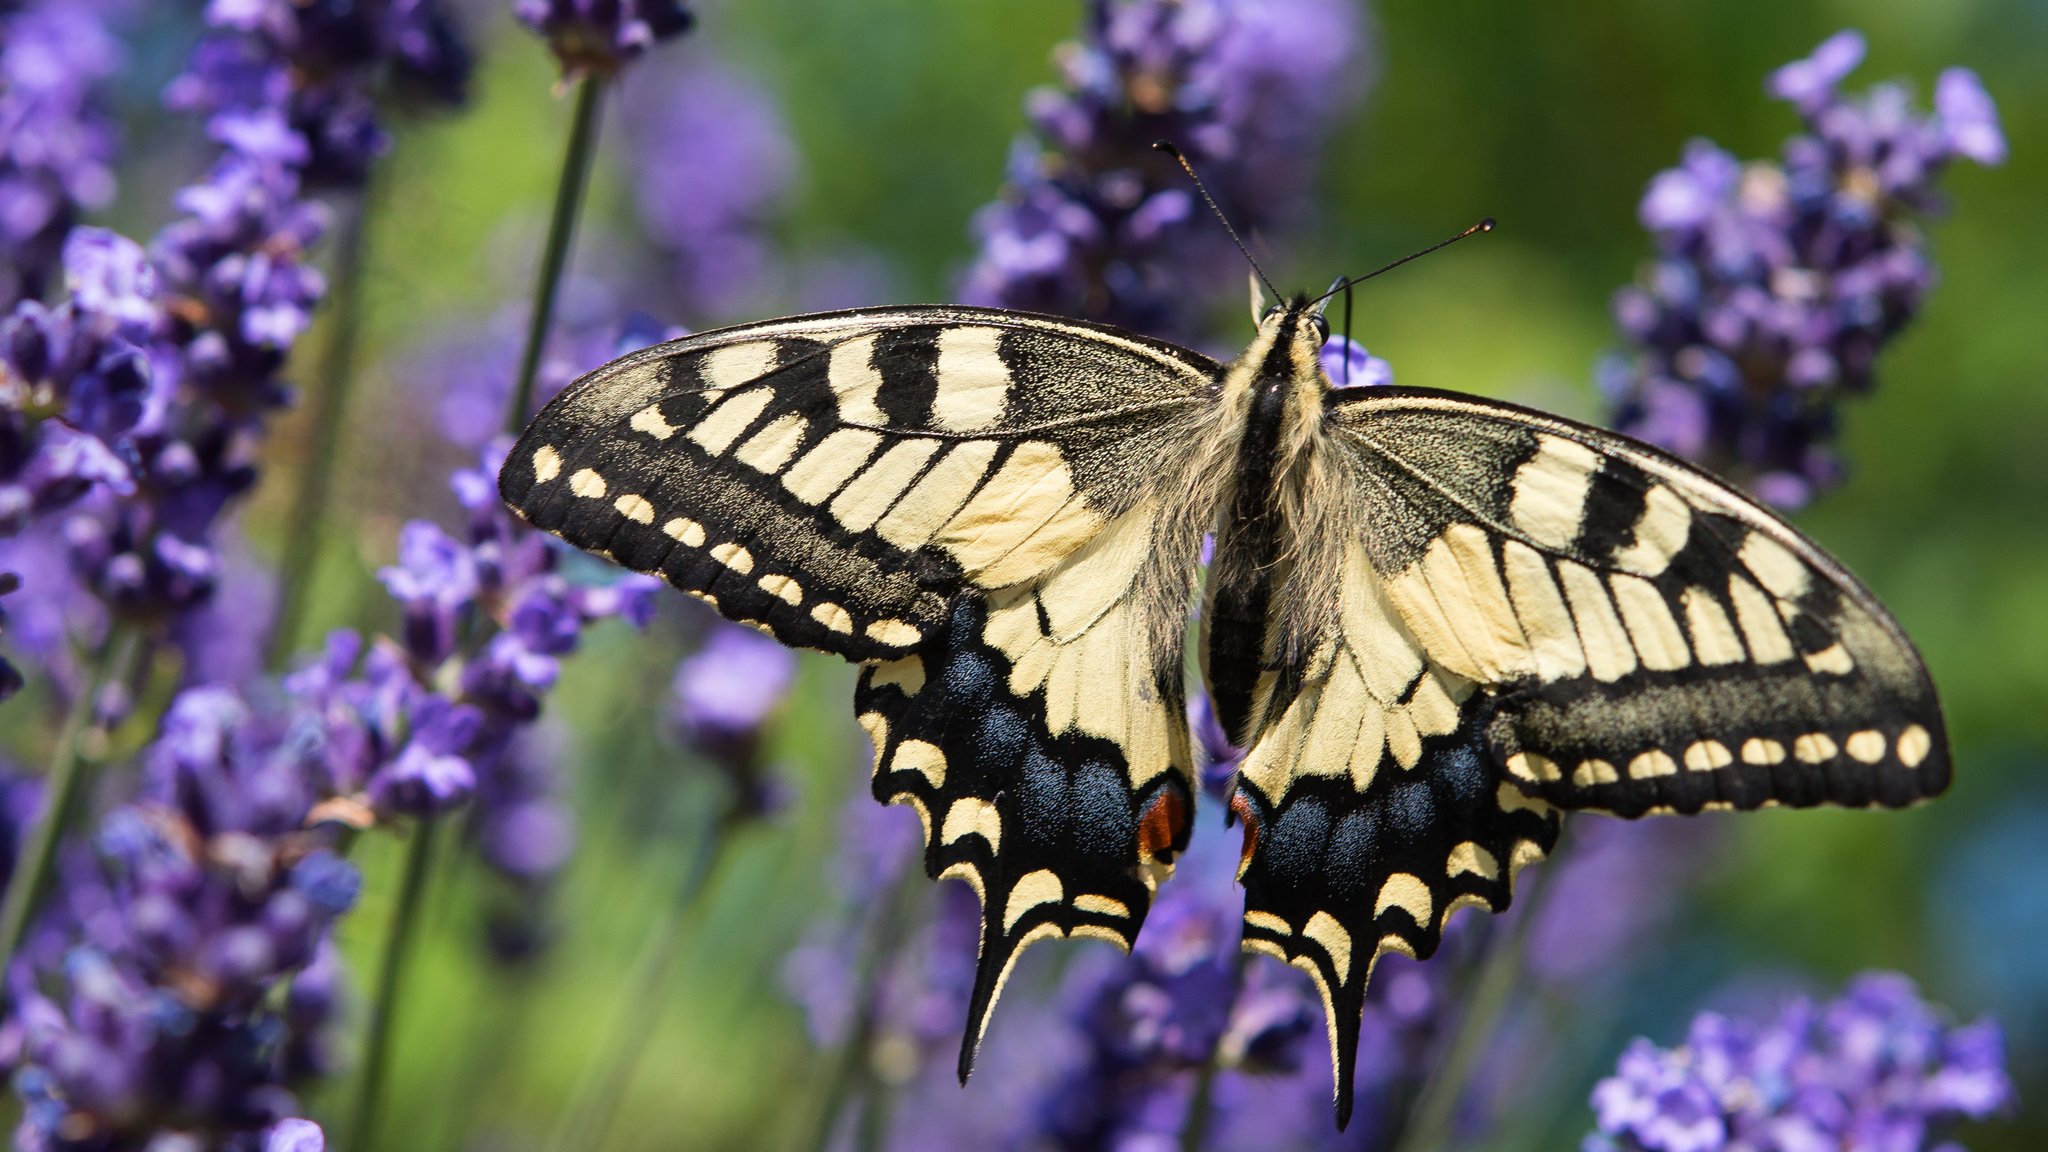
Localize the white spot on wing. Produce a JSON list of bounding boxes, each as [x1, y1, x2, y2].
[[1509, 434, 1601, 550], [630, 404, 676, 441], [734, 412, 809, 474], [1302, 911, 1354, 982], [865, 618, 922, 647], [811, 602, 853, 634], [1681, 586, 1748, 665], [531, 445, 562, 482], [1738, 532, 1811, 600], [1897, 725, 1931, 768], [1557, 560, 1638, 682], [1613, 484, 1692, 576], [709, 542, 754, 574], [1845, 729, 1886, 763], [613, 494, 654, 524], [1003, 868, 1064, 931], [891, 739, 947, 788], [782, 429, 883, 505], [700, 341, 778, 392], [932, 326, 1012, 432], [569, 469, 606, 499], [663, 518, 705, 546]]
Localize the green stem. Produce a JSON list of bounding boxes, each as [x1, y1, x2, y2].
[[269, 184, 375, 671], [545, 806, 736, 1152], [795, 867, 926, 1152], [346, 817, 442, 1152], [1388, 823, 1573, 1152], [506, 76, 607, 440], [0, 630, 140, 976]]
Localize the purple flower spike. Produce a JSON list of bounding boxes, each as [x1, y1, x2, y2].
[[1935, 69, 2006, 166], [1767, 30, 1866, 112], [961, 0, 1366, 339], [0, 1, 124, 306], [1605, 34, 2001, 503], [1586, 972, 2011, 1152]]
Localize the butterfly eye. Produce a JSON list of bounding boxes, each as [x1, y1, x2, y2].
[[1308, 313, 1330, 343], [1261, 304, 1284, 324]]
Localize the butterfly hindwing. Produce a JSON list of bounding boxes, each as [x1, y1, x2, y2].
[[1325, 387, 1949, 818], [499, 306, 1218, 1073]]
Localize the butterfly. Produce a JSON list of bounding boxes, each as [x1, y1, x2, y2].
[[498, 285, 1948, 1127]]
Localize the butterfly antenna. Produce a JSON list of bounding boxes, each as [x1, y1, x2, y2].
[[1153, 140, 1282, 306], [1311, 218, 1496, 308]]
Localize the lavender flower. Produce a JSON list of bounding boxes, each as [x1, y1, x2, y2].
[[166, 0, 473, 190], [1602, 32, 2005, 507], [960, 0, 1365, 339], [1586, 972, 2012, 1152], [1321, 334, 1393, 389], [285, 441, 655, 964], [0, 1, 124, 307], [515, 0, 694, 80], [9, 686, 353, 1150], [616, 56, 797, 320], [670, 621, 796, 817]]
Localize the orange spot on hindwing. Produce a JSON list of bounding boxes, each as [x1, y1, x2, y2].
[[1137, 780, 1192, 864]]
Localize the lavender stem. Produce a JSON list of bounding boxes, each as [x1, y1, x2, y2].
[[506, 75, 606, 439], [1389, 825, 1572, 1152], [345, 816, 443, 1152], [546, 806, 735, 1152], [270, 185, 376, 670], [799, 868, 926, 1152], [0, 628, 141, 976]]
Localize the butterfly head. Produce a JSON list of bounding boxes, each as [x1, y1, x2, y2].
[[1247, 293, 1336, 391]]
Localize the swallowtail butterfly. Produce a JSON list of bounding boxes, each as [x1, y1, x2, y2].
[[499, 285, 1948, 1125]]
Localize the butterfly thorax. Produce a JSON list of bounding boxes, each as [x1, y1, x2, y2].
[[1203, 301, 1353, 746]]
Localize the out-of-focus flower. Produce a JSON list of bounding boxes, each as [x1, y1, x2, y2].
[[1321, 334, 1393, 388], [10, 686, 353, 1149], [515, 0, 694, 81], [166, 0, 474, 189], [961, 0, 1367, 340], [0, 1, 125, 307], [616, 56, 797, 319], [285, 440, 656, 963], [670, 621, 795, 815], [1586, 972, 2012, 1152], [1602, 31, 2005, 507]]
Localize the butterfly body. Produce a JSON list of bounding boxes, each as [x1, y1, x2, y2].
[[500, 298, 1948, 1126]]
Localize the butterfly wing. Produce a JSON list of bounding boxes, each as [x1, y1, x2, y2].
[[1327, 386, 1948, 815], [499, 306, 1221, 1073], [1226, 384, 1947, 1125]]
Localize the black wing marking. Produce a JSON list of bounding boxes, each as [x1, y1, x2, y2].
[[501, 305, 1218, 660], [499, 305, 1220, 1077], [1326, 386, 1948, 819]]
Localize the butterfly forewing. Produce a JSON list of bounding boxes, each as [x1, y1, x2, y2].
[[1325, 387, 1949, 817], [499, 305, 1222, 1071]]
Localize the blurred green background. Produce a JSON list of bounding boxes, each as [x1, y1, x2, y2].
[[170, 0, 2048, 1147]]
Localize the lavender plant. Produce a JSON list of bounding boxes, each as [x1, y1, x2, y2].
[[960, 0, 1366, 339], [1602, 31, 2006, 507], [1586, 973, 2012, 1152], [0, 0, 125, 308], [10, 687, 358, 1149]]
